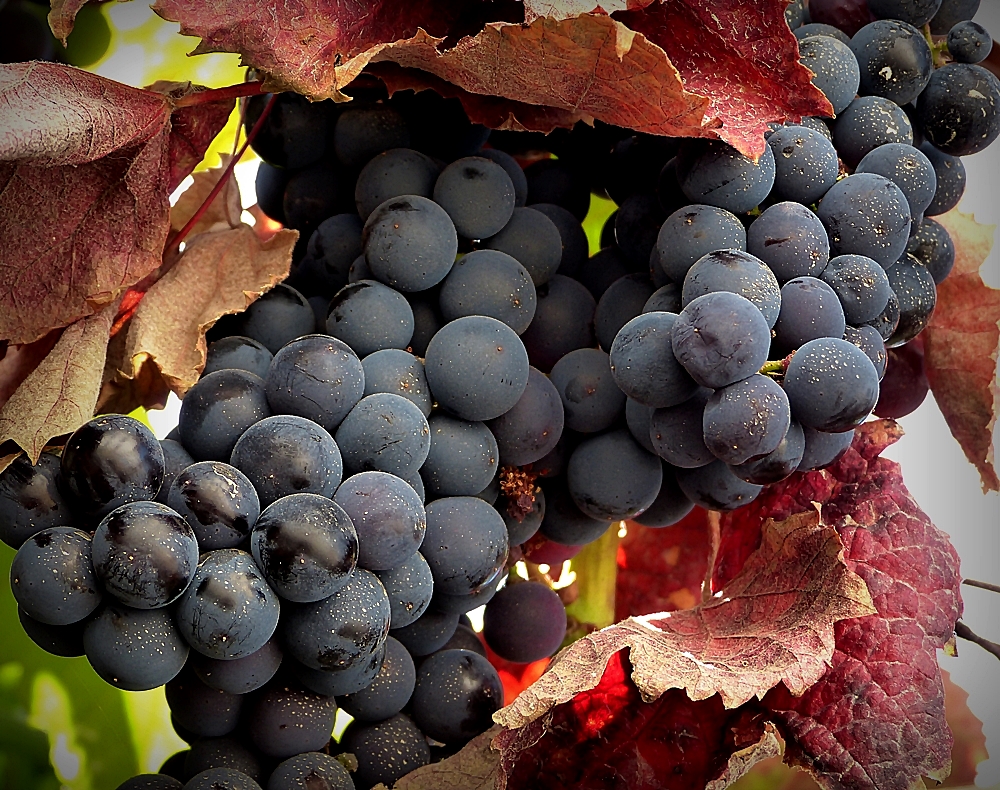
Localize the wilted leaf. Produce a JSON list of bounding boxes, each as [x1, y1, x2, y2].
[[47, 0, 89, 44], [116, 225, 297, 396], [940, 670, 988, 787], [0, 331, 61, 411], [392, 727, 502, 790], [922, 210, 999, 492], [170, 153, 243, 236], [0, 299, 118, 464], [0, 63, 235, 346]]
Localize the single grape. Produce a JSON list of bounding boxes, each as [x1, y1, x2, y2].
[[339, 636, 415, 722], [325, 280, 414, 357], [676, 139, 776, 214], [784, 337, 881, 432], [420, 414, 499, 499], [434, 157, 516, 240], [681, 249, 781, 328], [799, 35, 862, 113], [245, 92, 333, 169], [930, 0, 980, 34], [746, 201, 831, 283], [203, 336, 273, 380], [632, 462, 694, 527], [246, 678, 338, 760], [486, 367, 564, 467], [850, 20, 932, 106], [868, 0, 942, 25], [567, 429, 662, 521], [773, 276, 847, 352], [293, 645, 385, 697], [843, 325, 888, 379], [18, 608, 86, 657], [650, 389, 716, 469], [165, 666, 243, 739], [874, 341, 930, 418], [703, 375, 791, 465], [184, 739, 263, 786], [794, 23, 852, 44], [360, 348, 431, 417], [431, 576, 505, 616], [11, 527, 102, 625], [483, 581, 566, 663], [341, 713, 430, 789], [532, 203, 589, 278], [886, 255, 937, 346], [375, 550, 434, 629], [235, 284, 316, 354], [644, 283, 682, 314], [438, 249, 537, 334], [179, 370, 271, 462], [920, 141, 967, 216], [675, 461, 763, 511], [410, 649, 503, 743], [391, 609, 459, 657], [947, 20, 992, 63], [174, 549, 280, 660], [483, 206, 564, 286], [354, 148, 439, 219], [422, 497, 508, 597], [230, 415, 343, 508], [266, 752, 354, 790], [594, 273, 655, 352], [498, 487, 546, 546], [916, 64, 1000, 156], [335, 393, 430, 478], [478, 147, 528, 206], [863, 289, 902, 342], [549, 348, 627, 434], [786, 0, 807, 28], [833, 96, 914, 168], [167, 462, 259, 550], [524, 158, 591, 220], [539, 478, 612, 546], [294, 214, 365, 298], [61, 414, 164, 519], [609, 311, 698, 409], [0, 452, 76, 549], [190, 638, 283, 694], [441, 623, 487, 657], [820, 254, 892, 325], [333, 103, 410, 169], [520, 274, 597, 372], [254, 162, 289, 223], [185, 768, 262, 790], [731, 421, 806, 485], [906, 218, 955, 285], [856, 143, 937, 224], [393, 89, 490, 160], [798, 426, 856, 470], [817, 173, 911, 268]]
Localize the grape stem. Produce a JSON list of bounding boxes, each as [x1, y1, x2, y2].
[[922, 24, 951, 69], [759, 354, 793, 378], [963, 578, 1000, 595], [955, 621, 1000, 661]]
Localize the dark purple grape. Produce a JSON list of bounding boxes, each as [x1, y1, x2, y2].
[[681, 249, 781, 328], [625, 397, 656, 454], [295, 214, 365, 298], [538, 478, 611, 546], [245, 92, 333, 169], [650, 389, 715, 469], [478, 148, 528, 206], [483, 206, 564, 285], [333, 103, 410, 169], [703, 375, 791, 465], [675, 461, 763, 511], [184, 767, 262, 790], [863, 289, 901, 341], [920, 142, 966, 216], [832, 96, 914, 169], [247, 678, 337, 759], [422, 497, 508, 597], [947, 20, 992, 63], [731, 421, 806, 485], [874, 341, 929, 418], [609, 311, 698, 409], [906, 217, 955, 284], [325, 280, 414, 357], [614, 193, 666, 270], [159, 751, 188, 782], [165, 667, 243, 738], [236, 284, 316, 354], [190, 638, 283, 695], [676, 139, 776, 214], [335, 393, 430, 478], [818, 173, 912, 268], [11, 527, 102, 624], [391, 609, 459, 657], [843, 325, 888, 379], [524, 158, 591, 221], [293, 646, 385, 697], [746, 201, 831, 284], [437, 249, 537, 334], [0, 452, 76, 548], [184, 738, 263, 785], [916, 64, 1000, 156], [550, 348, 626, 434], [532, 203, 589, 278], [204, 336, 273, 379], [576, 245, 634, 299], [339, 636, 415, 722], [594, 273, 655, 352], [341, 713, 430, 789], [266, 752, 353, 790], [434, 156, 515, 240], [18, 607, 85, 657], [799, 34, 862, 113], [820, 254, 892, 325], [440, 623, 487, 657], [784, 337, 880, 432], [167, 462, 259, 550], [886, 254, 937, 347], [632, 462, 694, 527], [410, 649, 503, 743], [420, 414, 499, 499], [362, 195, 457, 292], [483, 581, 566, 663], [773, 276, 847, 352], [520, 274, 597, 373], [798, 426, 856, 471], [486, 366, 564, 467], [355, 148, 439, 220], [643, 283, 682, 314], [567, 429, 663, 521], [654, 205, 746, 285], [375, 551, 434, 629], [850, 20, 932, 106], [179, 370, 272, 462]]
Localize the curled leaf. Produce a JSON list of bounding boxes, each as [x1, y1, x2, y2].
[[922, 209, 999, 492], [47, 0, 89, 44], [392, 727, 502, 790], [170, 153, 244, 236]]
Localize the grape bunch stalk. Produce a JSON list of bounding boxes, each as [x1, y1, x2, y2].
[[1, 1, 997, 787]]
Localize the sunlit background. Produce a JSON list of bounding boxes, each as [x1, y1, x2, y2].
[[1, 2, 997, 788]]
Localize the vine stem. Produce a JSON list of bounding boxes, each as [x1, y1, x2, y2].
[[963, 578, 1000, 595], [955, 621, 1000, 661], [172, 80, 265, 108], [167, 92, 277, 251]]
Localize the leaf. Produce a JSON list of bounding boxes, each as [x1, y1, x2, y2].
[[0, 63, 235, 346], [0, 299, 118, 464], [392, 727, 502, 790], [170, 153, 243, 236], [939, 670, 988, 787], [151, 0, 830, 158], [47, 0, 89, 44], [922, 210, 1000, 492], [116, 225, 297, 397], [0, 332, 62, 411]]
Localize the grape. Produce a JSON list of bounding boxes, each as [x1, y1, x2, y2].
[[614, 193, 666, 269], [375, 551, 434, 629], [61, 414, 164, 519], [353, 148, 439, 220], [407, 291, 442, 358], [609, 311, 698, 409], [625, 397, 656, 454], [532, 203, 589, 278], [333, 104, 409, 169], [867, 0, 943, 26], [550, 348, 627, 433], [681, 250, 781, 328], [916, 63, 1000, 156], [731, 421, 806, 485], [799, 35, 862, 114], [603, 134, 675, 203], [594, 273, 655, 352], [703, 375, 791, 465], [486, 367, 564, 467], [296, 214, 365, 299], [794, 23, 852, 43], [251, 493, 358, 603], [523, 537, 582, 566], [672, 292, 772, 389], [567, 429, 663, 521], [92, 501, 198, 609], [394, 90, 490, 161], [650, 389, 716, 468], [538, 478, 611, 546], [498, 487, 546, 546], [930, 0, 980, 34], [155, 442, 195, 504], [84, 602, 189, 690], [167, 462, 259, 550], [786, 0, 806, 28], [420, 414, 499, 498], [174, 549, 280, 660], [204, 337, 273, 380], [0, 452, 76, 548], [433, 157, 516, 240], [18, 608, 85, 657], [441, 623, 487, 657], [817, 173, 911, 268], [339, 636, 415, 723], [361, 348, 432, 417], [116, 775, 182, 790], [293, 645, 385, 697], [856, 143, 937, 223], [179, 370, 271, 462], [411, 649, 503, 743], [644, 284, 682, 314], [160, 751, 189, 781], [265, 335, 365, 434], [334, 393, 430, 478], [820, 254, 892, 325], [906, 218, 955, 284], [230, 415, 343, 507], [237, 284, 317, 354], [362, 194, 458, 292], [765, 127, 841, 208], [391, 609, 459, 656], [948, 22, 992, 63], [284, 568, 390, 671], [483, 207, 564, 285], [254, 162, 289, 224], [795, 117, 836, 141], [784, 337, 880, 432], [184, 739, 264, 785], [524, 158, 591, 220], [920, 142, 967, 216], [676, 139, 776, 214], [476, 470, 502, 507], [832, 96, 914, 168], [863, 289, 902, 341], [875, 341, 930, 418], [850, 21, 932, 106], [675, 461, 763, 511], [341, 713, 430, 789], [773, 276, 848, 352], [424, 315, 529, 421], [632, 462, 694, 527], [191, 638, 283, 694], [247, 679, 338, 760], [185, 768, 262, 790], [478, 148, 528, 206], [886, 254, 937, 346], [576, 246, 634, 300], [808, 0, 876, 37], [798, 426, 856, 470], [520, 275, 597, 372], [348, 253, 372, 283], [11, 527, 102, 624], [438, 249, 537, 333], [746, 201, 831, 284], [266, 752, 354, 790], [422, 497, 508, 596], [483, 581, 566, 663], [843, 325, 888, 378], [245, 93, 332, 169], [325, 280, 414, 357], [165, 667, 242, 738], [601, 212, 619, 249]]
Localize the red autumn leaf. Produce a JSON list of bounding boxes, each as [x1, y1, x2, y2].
[[0, 63, 234, 347], [150, 0, 830, 158], [921, 210, 1000, 492], [47, 0, 87, 44]]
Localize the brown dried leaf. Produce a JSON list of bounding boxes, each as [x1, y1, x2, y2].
[[47, 0, 89, 44], [0, 300, 118, 463], [0, 331, 62, 411], [922, 209, 1000, 492], [706, 723, 784, 790], [392, 727, 502, 790], [119, 225, 297, 395], [497, 509, 876, 730], [170, 153, 243, 235]]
